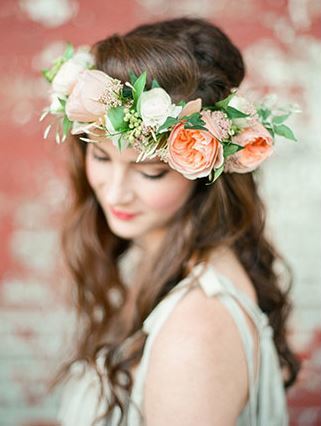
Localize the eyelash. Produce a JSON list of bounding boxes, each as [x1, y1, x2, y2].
[[92, 153, 168, 180]]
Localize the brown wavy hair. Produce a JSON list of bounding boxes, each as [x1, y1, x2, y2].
[[50, 17, 301, 425]]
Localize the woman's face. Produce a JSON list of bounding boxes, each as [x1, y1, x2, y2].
[[85, 134, 196, 249]]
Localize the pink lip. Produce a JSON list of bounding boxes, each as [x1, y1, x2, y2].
[[110, 207, 140, 221]]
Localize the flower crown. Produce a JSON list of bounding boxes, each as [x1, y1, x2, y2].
[[40, 43, 297, 183]]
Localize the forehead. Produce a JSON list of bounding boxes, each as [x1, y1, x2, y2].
[[88, 133, 165, 165]]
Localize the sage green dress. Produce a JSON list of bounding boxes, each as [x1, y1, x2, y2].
[[57, 249, 289, 425]]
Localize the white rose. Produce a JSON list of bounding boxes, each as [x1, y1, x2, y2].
[[228, 94, 257, 128], [138, 87, 182, 129], [49, 93, 63, 113], [52, 48, 94, 96]]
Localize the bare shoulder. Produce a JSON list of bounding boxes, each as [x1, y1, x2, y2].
[[208, 245, 258, 304], [143, 249, 257, 425]]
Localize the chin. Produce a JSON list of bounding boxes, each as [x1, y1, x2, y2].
[[107, 220, 146, 240]]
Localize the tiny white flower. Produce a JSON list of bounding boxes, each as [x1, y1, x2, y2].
[[138, 87, 182, 129]]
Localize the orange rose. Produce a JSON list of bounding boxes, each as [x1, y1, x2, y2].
[[224, 121, 274, 173], [167, 121, 224, 180]]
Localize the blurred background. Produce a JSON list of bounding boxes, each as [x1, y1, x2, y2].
[[0, 0, 320, 425]]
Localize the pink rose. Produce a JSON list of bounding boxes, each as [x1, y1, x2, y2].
[[167, 122, 224, 180], [178, 98, 202, 118], [201, 110, 231, 141], [51, 50, 94, 96], [65, 70, 113, 122], [224, 121, 274, 173]]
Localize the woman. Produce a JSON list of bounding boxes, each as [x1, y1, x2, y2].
[[45, 17, 301, 426]]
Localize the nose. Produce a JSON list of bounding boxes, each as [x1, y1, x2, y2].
[[104, 167, 135, 206]]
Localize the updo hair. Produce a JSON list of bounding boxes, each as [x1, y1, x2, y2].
[[125, 16, 245, 101], [91, 16, 245, 106]]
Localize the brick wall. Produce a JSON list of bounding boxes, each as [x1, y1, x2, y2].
[[1, 1, 320, 425]]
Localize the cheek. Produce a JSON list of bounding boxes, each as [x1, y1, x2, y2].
[[141, 175, 195, 213]]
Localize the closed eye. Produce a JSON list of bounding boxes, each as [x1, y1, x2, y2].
[[91, 152, 168, 180]]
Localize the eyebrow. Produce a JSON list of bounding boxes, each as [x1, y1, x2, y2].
[[92, 143, 165, 165]]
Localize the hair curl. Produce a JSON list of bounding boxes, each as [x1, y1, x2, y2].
[[49, 17, 301, 426]]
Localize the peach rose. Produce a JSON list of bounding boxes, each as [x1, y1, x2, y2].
[[167, 121, 224, 180], [65, 70, 115, 122], [224, 121, 274, 173]]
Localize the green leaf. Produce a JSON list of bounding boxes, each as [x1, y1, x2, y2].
[[184, 124, 208, 131], [133, 71, 147, 105], [213, 164, 224, 182], [181, 112, 205, 126], [257, 106, 271, 122], [215, 92, 236, 110], [63, 42, 74, 60], [225, 106, 249, 119], [107, 107, 127, 131], [151, 79, 160, 89], [128, 70, 138, 86], [265, 126, 275, 138], [121, 85, 133, 99], [223, 143, 244, 158], [63, 115, 72, 136], [42, 69, 52, 83], [274, 124, 297, 141], [58, 97, 66, 108], [157, 116, 179, 133], [178, 100, 187, 108], [272, 113, 290, 125]]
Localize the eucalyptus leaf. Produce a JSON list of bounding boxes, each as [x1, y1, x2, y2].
[[274, 124, 297, 141], [257, 107, 271, 122], [272, 113, 290, 125]]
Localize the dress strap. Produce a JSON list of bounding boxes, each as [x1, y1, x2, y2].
[[195, 264, 289, 425]]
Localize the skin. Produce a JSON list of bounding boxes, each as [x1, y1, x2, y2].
[[85, 134, 196, 254], [85, 134, 260, 425]]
